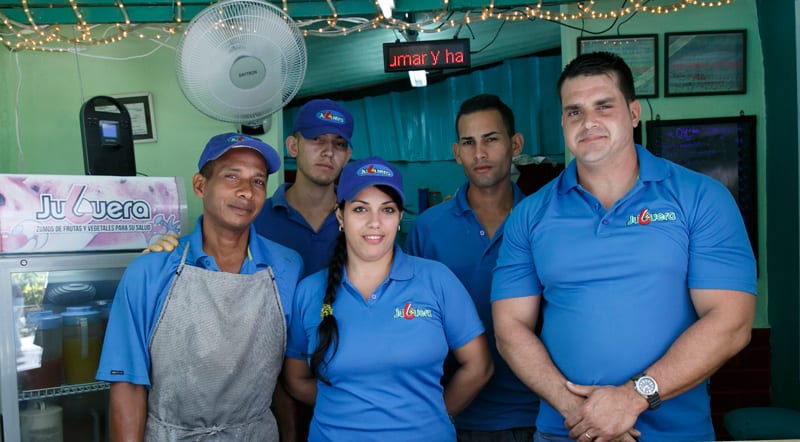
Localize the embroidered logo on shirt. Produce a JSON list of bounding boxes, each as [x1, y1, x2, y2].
[[626, 208, 677, 226], [393, 302, 433, 320]]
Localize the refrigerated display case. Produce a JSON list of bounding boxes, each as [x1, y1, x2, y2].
[[1, 252, 142, 441], [0, 174, 187, 441]]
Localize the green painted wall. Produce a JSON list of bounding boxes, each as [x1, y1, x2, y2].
[[0, 36, 284, 225], [1, 49, 15, 171]]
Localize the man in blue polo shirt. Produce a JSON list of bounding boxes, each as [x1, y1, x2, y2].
[[146, 99, 354, 441], [254, 98, 353, 276], [492, 52, 757, 442], [97, 133, 303, 440], [150, 99, 353, 277], [406, 94, 539, 441]]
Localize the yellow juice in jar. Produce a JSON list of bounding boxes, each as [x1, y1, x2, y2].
[[63, 336, 102, 384], [61, 306, 103, 385]]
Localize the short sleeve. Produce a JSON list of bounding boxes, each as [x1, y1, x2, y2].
[[434, 262, 485, 350], [491, 199, 543, 302], [687, 179, 757, 294], [285, 272, 325, 361], [96, 255, 173, 387]]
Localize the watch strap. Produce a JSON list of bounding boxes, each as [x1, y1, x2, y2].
[[631, 372, 662, 411]]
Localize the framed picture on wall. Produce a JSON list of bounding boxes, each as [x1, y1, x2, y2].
[[665, 30, 747, 97], [111, 93, 157, 142], [578, 34, 658, 98]]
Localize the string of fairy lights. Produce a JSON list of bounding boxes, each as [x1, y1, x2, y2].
[[0, 0, 734, 52]]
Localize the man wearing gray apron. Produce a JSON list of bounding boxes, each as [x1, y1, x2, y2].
[[97, 133, 304, 441]]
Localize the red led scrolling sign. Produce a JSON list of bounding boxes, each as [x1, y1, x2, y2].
[[383, 39, 471, 73]]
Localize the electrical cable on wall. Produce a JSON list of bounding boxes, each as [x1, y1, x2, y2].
[[73, 38, 86, 117], [470, 19, 507, 54], [70, 41, 174, 60], [615, 0, 645, 34], [14, 52, 24, 172]]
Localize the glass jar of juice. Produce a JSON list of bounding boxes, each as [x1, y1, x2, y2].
[[61, 306, 102, 385], [19, 311, 63, 390], [92, 300, 112, 342]]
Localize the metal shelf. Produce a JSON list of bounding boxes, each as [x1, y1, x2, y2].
[[18, 382, 110, 401]]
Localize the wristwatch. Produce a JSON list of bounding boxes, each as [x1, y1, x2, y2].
[[631, 372, 661, 411]]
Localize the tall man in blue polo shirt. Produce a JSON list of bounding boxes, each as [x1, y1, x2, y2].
[[406, 94, 539, 441], [98, 133, 303, 440], [492, 52, 757, 442]]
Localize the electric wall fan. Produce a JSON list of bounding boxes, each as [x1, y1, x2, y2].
[[175, 0, 307, 124]]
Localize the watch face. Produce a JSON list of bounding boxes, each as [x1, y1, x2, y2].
[[637, 377, 657, 395]]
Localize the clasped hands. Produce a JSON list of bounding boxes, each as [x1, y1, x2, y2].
[[562, 381, 647, 442]]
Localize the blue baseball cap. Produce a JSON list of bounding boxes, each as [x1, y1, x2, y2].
[[292, 99, 354, 147], [198, 133, 281, 175], [337, 157, 405, 206]]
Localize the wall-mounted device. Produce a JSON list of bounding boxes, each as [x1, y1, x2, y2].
[[80, 96, 136, 176], [382, 39, 471, 73]]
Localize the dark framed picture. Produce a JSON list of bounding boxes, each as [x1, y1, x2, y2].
[[112, 93, 157, 142], [578, 34, 658, 98], [665, 30, 747, 97]]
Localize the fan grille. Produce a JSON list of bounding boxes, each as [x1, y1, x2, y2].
[[176, 0, 307, 124]]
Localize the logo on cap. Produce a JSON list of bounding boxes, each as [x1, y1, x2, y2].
[[357, 164, 394, 177], [226, 135, 247, 143], [316, 110, 346, 125]]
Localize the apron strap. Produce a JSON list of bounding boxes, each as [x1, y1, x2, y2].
[[148, 411, 267, 441], [175, 241, 191, 276], [148, 242, 192, 349]]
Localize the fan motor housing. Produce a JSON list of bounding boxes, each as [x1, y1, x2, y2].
[[230, 55, 267, 90]]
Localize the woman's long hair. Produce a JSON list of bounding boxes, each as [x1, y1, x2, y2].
[[309, 230, 346, 385], [309, 185, 404, 384]]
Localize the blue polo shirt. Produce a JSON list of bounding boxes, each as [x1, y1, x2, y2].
[[96, 217, 303, 387], [405, 181, 539, 431], [254, 183, 339, 277], [286, 246, 485, 441], [492, 146, 757, 442]]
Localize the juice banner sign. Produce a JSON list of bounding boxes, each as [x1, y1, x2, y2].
[[0, 174, 186, 253]]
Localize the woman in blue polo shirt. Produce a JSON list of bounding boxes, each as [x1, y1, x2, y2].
[[283, 156, 493, 442]]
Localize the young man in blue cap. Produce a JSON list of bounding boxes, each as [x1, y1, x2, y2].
[[97, 133, 303, 440], [254, 98, 354, 276], [406, 94, 539, 441]]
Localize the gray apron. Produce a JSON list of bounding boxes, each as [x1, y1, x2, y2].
[[144, 244, 286, 441]]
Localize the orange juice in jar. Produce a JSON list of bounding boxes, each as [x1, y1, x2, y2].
[[61, 306, 103, 384]]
